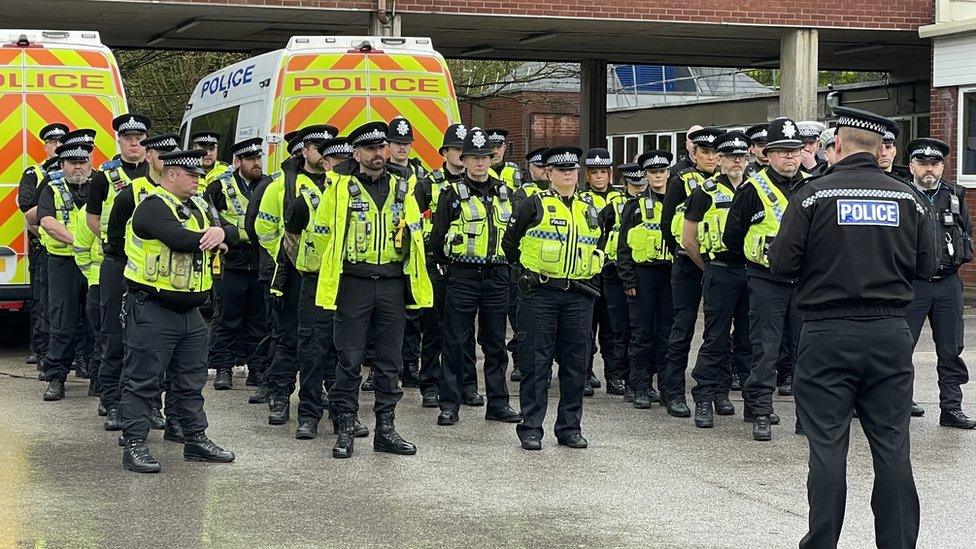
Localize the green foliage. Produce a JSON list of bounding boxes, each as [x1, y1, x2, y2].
[[745, 69, 886, 88], [116, 50, 248, 134]]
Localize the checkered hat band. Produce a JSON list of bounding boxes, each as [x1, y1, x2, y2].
[[692, 135, 717, 145], [837, 115, 887, 135], [911, 147, 944, 159], [750, 130, 767, 140], [622, 170, 644, 179], [799, 129, 820, 138], [43, 128, 66, 140], [59, 147, 90, 159], [63, 136, 93, 145], [236, 144, 261, 155], [528, 154, 543, 164], [488, 132, 506, 141], [883, 131, 895, 141], [353, 129, 387, 144], [324, 143, 354, 156], [149, 138, 178, 149], [642, 156, 669, 167], [585, 158, 613, 167], [547, 152, 579, 164], [117, 119, 147, 132], [164, 156, 203, 168], [305, 131, 334, 141], [290, 141, 305, 153], [193, 136, 218, 144]]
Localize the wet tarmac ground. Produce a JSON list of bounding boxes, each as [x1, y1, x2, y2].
[[1, 314, 975, 548]]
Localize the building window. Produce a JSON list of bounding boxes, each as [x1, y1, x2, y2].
[[961, 88, 976, 181]]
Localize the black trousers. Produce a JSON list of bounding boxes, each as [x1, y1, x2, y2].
[[662, 255, 703, 400], [297, 273, 337, 421], [266, 262, 302, 396], [250, 282, 276, 384], [28, 239, 49, 357], [628, 265, 674, 392], [330, 275, 406, 416], [516, 286, 594, 440], [85, 284, 103, 394], [587, 290, 614, 380], [794, 317, 919, 549], [402, 309, 422, 367], [691, 263, 751, 403], [743, 276, 799, 415], [207, 269, 266, 372], [418, 266, 446, 396], [507, 277, 519, 367], [439, 269, 511, 413], [42, 254, 86, 381], [120, 295, 209, 440], [906, 274, 968, 410], [602, 278, 629, 382], [98, 256, 126, 410]]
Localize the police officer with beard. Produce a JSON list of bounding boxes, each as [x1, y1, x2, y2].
[[903, 137, 975, 429], [769, 106, 935, 549]]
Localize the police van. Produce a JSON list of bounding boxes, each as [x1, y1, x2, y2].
[[180, 36, 461, 172], [0, 29, 127, 306]]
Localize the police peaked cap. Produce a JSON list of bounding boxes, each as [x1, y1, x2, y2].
[[348, 122, 389, 148], [832, 106, 897, 137], [230, 137, 264, 158], [485, 128, 508, 144], [284, 131, 304, 155], [61, 128, 97, 145], [906, 138, 949, 161], [797, 121, 826, 142], [525, 147, 548, 167], [190, 131, 221, 146], [56, 142, 93, 162], [745, 123, 768, 145], [298, 124, 339, 144], [39, 123, 69, 142], [460, 127, 493, 158], [544, 146, 583, 168], [688, 127, 725, 149], [112, 114, 151, 136], [140, 133, 180, 153], [715, 131, 751, 155], [160, 149, 207, 176], [617, 162, 647, 183], [319, 137, 353, 158], [584, 148, 613, 169], [637, 150, 673, 170]]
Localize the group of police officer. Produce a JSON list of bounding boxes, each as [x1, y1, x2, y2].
[[16, 106, 974, 544]]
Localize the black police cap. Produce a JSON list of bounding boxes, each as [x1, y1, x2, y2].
[[544, 146, 583, 169], [348, 122, 389, 148], [486, 128, 508, 144], [715, 131, 751, 155], [140, 134, 180, 153], [190, 131, 220, 146], [636, 150, 673, 170], [460, 127, 493, 158], [112, 114, 151, 136], [229, 137, 264, 158], [39, 123, 69, 142], [832, 106, 897, 137], [763, 118, 804, 152], [440, 123, 468, 151], [56, 142, 93, 162], [388, 117, 415, 144], [907, 138, 950, 161], [688, 127, 725, 149], [60, 128, 96, 146], [584, 148, 613, 168], [525, 147, 548, 166], [159, 149, 207, 176], [617, 162, 647, 183], [298, 124, 339, 145]]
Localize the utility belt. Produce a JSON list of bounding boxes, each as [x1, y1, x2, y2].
[[516, 269, 600, 299], [447, 263, 509, 280], [707, 259, 745, 270]]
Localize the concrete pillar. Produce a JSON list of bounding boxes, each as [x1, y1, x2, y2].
[[368, 12, 401, 36], [779, 29, 818, 120], [579, 59, 608, 152]]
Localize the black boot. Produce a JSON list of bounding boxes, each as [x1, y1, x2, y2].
[[43, 379, 65, 401], [587, 374, 601, 389], [939, 409, 976, 429], [730, 373, 741, 391], [583, 382, 595, 397], [296, 418, 319, 439], [373, 412, 416, 455], [213, 369, 233, 390], [667, 399, 691, 418], [248, 385, 271, 404], [911, 401, 925, 417], [26, 353, 38, 365], [97, 402, 107, 416], [245, 370, 263, 387], [633, 389, 652, 409], [122, 437, 161, 473], [714, 396, 736, 416], [150, 408, 165, 430], [183, 432, 235, 462], [333, 418, 370, 437], [753, 415, 772, 441], [361, 369, 375, 391], [624, 385, 634, 402], [103, 408, 122, 431], [694, 401, 714, 428], [73, 357, 88, 378], [606, 379, 626, 395], [268, 394, 290, 425], [421, 392, 439, 408], [332, 413, 356, 459], [164, 416, 185, 443], [777, 374, 793, 396], [400, 362, 420, 388]]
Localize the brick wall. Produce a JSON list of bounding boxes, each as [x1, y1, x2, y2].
[[175, 0, 931, 30], [459, 91, 580, 163]]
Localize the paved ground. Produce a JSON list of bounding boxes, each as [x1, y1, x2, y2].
[[1, 313, 975, 548]]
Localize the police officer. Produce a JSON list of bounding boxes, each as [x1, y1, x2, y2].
[[818, 128, 838, 173], [797, 121, 827, 174], [879, 127, 911, 182], [596, 163, 646, 398], [312, 121, 432, 459], [430, 127, 522, 426], [671, 125, 703, 176], [98, 133, 178, 432], [903, 138, 975, 429], [387, 116, 426, 389], [617, 152, 674, 409], [72, 174, 103, 401], [508, 146, 551, 383], [769, 106, 933, 549], [486, 128, 521, 190], [286, 134, 360, 439], [190, 131, 229, 193], [660, 127, 723, 411], [683, 132, 753, 425], [19, 123, 68, 366], [724, 117, 808, 441], [745, 123, 769, 180], [257, 124, 338, 425], [35, 135, 95, 401], [205, 138, 272, 391], [580, 148, 619, 394], [120, 148, 235, 473], [502, 146, 602, 451]]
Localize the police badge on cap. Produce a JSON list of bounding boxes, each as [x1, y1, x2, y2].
[[160, 149, 207, 176], [543, 146, 583, 169], [60, 129, 97, 146], [763, 117, 804, 152], [715, 131, 751, 155], [461, 127, 493, 158], [112, 114, 151, 136], [56, 142, 93, 162], [906, 138, 949, 161], [617, 162, 647, 184], [348, 121, 389, 148], [230, 137, 264, 159], [486, 128, 508, 144], [298, 124, 339, 145], [190, 131, 220, 147], [745, 123, 768, 145], [584, 148, 613, 169], [797, 121, 826, 143], [441, 123, 467, 151], [140, 134, 180, 153], [636, 150, 673, 170], [688, 127, 725, 149], [525, 147, 548, 167], [39, 123, 69, 142], [388, 116, 415, 144]]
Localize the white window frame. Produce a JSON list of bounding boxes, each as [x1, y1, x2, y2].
[[958, 87, 976, 188], [606, 132, 678, 163]]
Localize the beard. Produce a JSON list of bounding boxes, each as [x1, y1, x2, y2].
[[66, 172, 88, 185]]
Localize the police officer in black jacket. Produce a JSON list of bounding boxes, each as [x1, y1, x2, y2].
[[903, 138, 975, 429], [769, 106, 935, 549]]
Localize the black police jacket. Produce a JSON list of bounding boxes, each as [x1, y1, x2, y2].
[[911, 179, 973, 278], [768, 152, 938, 321]]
